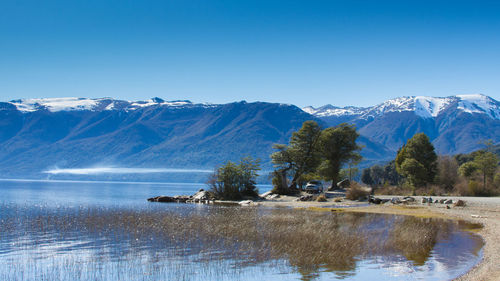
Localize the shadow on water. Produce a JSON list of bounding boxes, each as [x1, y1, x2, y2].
[[0, 204, 483, 281]]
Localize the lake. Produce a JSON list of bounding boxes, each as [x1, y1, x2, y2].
[[0, 179, 483, 280]]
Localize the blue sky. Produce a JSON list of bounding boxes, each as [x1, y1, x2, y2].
[[1, 0, 499, 107]]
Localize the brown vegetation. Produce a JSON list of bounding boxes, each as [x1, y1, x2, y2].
[[388, 217, 443, 265], [316, 194, 327, 202], [0, 205, 479, 280], [345, 182, 370, 200]]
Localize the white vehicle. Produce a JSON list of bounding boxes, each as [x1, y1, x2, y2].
[[305, 180, 323, 194]]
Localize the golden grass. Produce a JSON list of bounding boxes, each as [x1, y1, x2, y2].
[[388, 217, 442, 265], [0, 204, 482, 280]]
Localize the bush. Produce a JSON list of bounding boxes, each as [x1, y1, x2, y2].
[[209, 157, 260, 200], [374, 185, 411, 196], [345, 182, 370, 201], [316, 194, 327, 202], [413, 185, 446, 196], [467, 180, 498, 196], [468, 180, 481, 196], [453, 178, 470, 196]]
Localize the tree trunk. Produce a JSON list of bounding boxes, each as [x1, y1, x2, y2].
[[483, 171, 487, 191], [280, 170, 289, 191], [289, 172, 301, 190]]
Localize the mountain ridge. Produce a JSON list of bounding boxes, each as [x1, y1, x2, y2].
[[0, 99, 322, 179], [303, 94, 500, 120], [304, 94, 500, 157], [0, 95, 498, 180]]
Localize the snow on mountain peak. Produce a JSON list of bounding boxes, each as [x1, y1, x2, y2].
[[302, 105, 366, 117], [414, 96, 454, 118], [303, 94, 499, 120], [10, 97, 102, 113], [7, 97, 202, 113], [129, 98, 192, 109], [456, 94, 500, 119]]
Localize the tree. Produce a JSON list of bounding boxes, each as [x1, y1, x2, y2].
[[395, 133, 437, 187], [370, 165, 384, 186], [271, 121, 322, 193], [340, 154, 362, 182], [473, 151, 498, 190], [317, 123, 362, 187], [400, 158, 428, 187], [347, 154, 362, 182], [382, 160, 402, 186], [209, 157, 261, 200], [238, 157, 262, 196], [494, 171, 500, 188], [458, 150, 498, 191], [362, 164, 387, 187], [458, 161, 479, 178], [361, 168, 373, 185], [436, 155, 459, 191]]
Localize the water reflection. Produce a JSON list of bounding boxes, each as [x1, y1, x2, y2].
[[0, 204, 482, 280]]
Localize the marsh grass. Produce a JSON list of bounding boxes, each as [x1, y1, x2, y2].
[[387, 217, 444, 265], [0, 204, 480, 280]]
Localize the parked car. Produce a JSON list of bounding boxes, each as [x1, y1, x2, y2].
[[305, 180, 323, 194]]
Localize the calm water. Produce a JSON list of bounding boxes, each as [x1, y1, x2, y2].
[[0, 179, 483, 281]]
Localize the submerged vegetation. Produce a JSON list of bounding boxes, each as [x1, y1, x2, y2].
[[0, 204, 483, 280]]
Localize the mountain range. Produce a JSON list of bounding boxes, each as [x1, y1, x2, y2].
[[304, 94, 499, 156], [0, 94, 498, 180]]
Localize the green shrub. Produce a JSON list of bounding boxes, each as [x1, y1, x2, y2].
[[209, 157, 260, 200]]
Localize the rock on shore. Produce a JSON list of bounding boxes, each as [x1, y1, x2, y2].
[[147, 189, 211, 203]]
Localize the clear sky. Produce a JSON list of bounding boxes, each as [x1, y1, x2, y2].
[[1, 0, 499, 107]]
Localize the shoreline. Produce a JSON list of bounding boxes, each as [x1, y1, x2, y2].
[[252, 194, 500, 281], [148, 191, 500, 280]]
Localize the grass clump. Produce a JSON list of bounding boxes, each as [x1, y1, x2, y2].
[[345, 182, 370, 200], [316, 194, 327, 202], [388, 217, 442, 265], [454, 199, 466, 207]]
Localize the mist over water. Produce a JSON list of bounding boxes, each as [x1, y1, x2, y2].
[[43, 167, 213, 175]]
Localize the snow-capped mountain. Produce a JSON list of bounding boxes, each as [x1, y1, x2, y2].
[[7, 97, 214, 113], [302, 105, 367, 118], [304, 94, 500, 120], [305, 94, 500, 156], [0, 95, 498, 179], [0, 99, 322, 178]]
